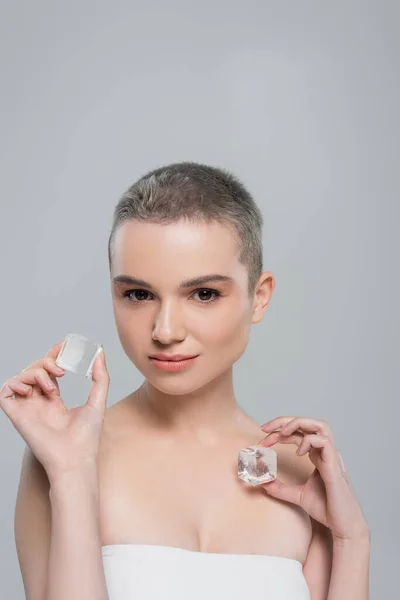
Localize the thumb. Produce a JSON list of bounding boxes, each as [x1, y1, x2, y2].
[[261, 479, 303, 507], [86, 349, 109, 414]]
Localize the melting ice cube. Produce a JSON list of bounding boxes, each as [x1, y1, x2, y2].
[[55, 333, 103, 378], [237, 445, 277, 485]]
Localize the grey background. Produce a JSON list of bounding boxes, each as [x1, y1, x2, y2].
[[0, 1, 398, 598]]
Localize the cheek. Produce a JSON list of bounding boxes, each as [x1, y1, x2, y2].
[[204, 305, 251, 348], [203, 315, 251, 375], [113, 309, 147, 352]]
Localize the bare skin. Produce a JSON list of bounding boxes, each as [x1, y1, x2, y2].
[[97, 219, 315, 564], [98, 396, 314, 564]]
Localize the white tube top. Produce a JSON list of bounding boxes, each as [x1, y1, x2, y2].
[[101, 544, 311, 599]]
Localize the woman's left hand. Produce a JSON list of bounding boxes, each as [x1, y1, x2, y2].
[[259, 416, 369, 542]]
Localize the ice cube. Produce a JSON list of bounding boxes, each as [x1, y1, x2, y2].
[[237, 445, 277, 486], [55, 333, 103, 378]]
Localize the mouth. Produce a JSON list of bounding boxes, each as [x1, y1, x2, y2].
[[148, 355, 199, 371], [149, 354, 198, 362], [151, 357, 194, 361]]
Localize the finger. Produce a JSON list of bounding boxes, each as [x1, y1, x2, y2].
[[21, 340, 66, 374], [257, 431, 281, 445], [296, 434, 337, 465], [0, 378, 31, 423], [86, 349, 109, 413], [17, 368, 59, 395], [260, 416, 296, 432], [42, 357, 66, 377], [45, 339, 66, 359], [294, 434, 347, 488], [281, 417, 331, 437], [22, 358, 65, 394], [296, 434, 326, 455], [260, 416, 331, 436], [0, 381, 26, 421], [2, 378, 31, 396], [22, 358, 66, 379], [259, 430, 304, 448]]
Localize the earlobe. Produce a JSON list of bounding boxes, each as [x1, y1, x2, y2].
[[252, 293, 271, 322], [251, 305, 264, 324]]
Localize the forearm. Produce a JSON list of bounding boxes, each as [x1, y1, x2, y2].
[[327, 534, 371, 600], [46, 466, 109, 600]]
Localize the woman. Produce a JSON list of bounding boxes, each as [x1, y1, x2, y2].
[[2, 162, 370, 600]]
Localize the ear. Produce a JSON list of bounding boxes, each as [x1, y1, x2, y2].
[[251, 272, 276, 324]]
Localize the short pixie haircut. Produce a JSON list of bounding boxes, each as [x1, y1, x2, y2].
[[108, 161, 264, 297]]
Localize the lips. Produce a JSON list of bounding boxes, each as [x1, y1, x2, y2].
[[149, 354, 197, 362], [149, 355, 198, 371]]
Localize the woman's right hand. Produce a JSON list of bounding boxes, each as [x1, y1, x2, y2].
[[0, 339, 110, 482]]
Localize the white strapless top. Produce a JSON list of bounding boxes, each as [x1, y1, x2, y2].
[[101, 544, 311, 599]]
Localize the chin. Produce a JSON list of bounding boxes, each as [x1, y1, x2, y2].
[[147, 377, 203, 396]]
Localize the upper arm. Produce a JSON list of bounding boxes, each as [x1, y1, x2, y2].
[[14, 445, 52, 600], [302, 517, 333, 600]]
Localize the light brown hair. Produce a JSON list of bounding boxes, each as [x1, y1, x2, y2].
[[108, 161, 264, 296]]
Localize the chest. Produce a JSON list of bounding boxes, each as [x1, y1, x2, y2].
[[97, 431, 312, 564]]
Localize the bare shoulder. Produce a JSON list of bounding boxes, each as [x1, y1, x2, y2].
[[99, 394, 148, 456], [98, 397, 131, 458], [103, 395, 136, 435]]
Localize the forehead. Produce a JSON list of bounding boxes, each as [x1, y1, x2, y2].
[[112, 220, 243, 276]]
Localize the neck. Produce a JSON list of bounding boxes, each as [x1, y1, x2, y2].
[[132, 367, 250, 442]]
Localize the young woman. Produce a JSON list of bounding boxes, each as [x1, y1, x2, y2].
[[2, 162, 370, 600]]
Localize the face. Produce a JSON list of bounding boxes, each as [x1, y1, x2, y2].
[[110, 219, 273, 395]]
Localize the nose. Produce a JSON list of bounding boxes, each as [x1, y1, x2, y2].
[[151, 302, 186, 345]]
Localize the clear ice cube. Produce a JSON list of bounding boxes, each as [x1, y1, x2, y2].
[[237, 445, 277, 486], [55, 333, 103, 378]]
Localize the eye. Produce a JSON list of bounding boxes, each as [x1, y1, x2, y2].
[[192, 288, 221, 303], [122, 288, 222, 304], [123, 289, 152, 303]]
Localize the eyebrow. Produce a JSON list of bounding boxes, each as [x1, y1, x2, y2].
[[112, 273, 235, 289]]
